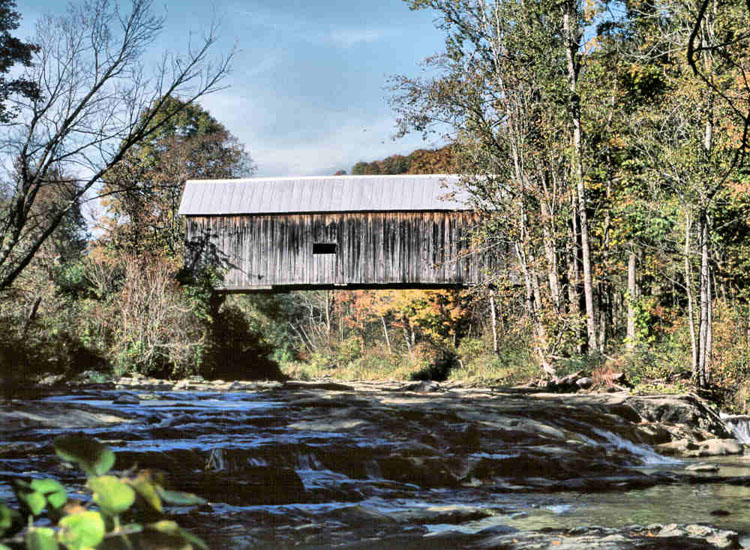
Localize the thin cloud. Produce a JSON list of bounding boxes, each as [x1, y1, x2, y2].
[[328, 29, 384, 48]]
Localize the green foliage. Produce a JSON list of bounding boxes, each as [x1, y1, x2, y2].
[[154, 489, 206, 507], [0, 0, 39, 123], [13, 480, 66, 519], [25, 528, 57, 550], [350, 146, 454, 175], [146, 521, 207, 550], [457, 338, 485, 364], [0, 503, 21, 538], [57, 513, 105, 550], [335, 337, 362, 365], [0, 435, 206, 550], [88, 477, 135, 516], [53, 436, 115, 477]]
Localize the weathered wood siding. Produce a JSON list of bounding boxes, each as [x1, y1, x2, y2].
[[185, 211, 488, 291]]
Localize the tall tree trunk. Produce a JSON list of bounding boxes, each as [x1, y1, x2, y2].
[[325, 291, 332, 339], [515, 243, 556, 378], [685, 212, 699, 375], [706, 258, 715, 384], [563, 1, 597, 352], [540, 199, 561, 311], [381, 316, 391, 353], [567, 196, 582, 353], [697, 213, 710, 388], [626, 248, 637, 349], [489, 288, 499, 354], [402, 318, 413, 360]]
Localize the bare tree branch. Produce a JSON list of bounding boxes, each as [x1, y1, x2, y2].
[[0, 0, 233, 289]]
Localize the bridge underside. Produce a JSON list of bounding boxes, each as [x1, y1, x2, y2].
[[218, 282, 473, 294]]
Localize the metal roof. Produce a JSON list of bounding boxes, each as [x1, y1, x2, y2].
[[178, 175, 471, 215]]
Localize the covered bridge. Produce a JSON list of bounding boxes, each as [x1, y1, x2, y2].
[[178, 175, 489, 292]]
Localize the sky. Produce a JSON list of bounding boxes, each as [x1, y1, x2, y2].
[[19, 0, 449, 177]]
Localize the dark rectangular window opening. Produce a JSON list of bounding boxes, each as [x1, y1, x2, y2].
[[313, 242, 337, 255]]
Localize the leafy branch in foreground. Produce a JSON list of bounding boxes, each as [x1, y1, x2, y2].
[[0, 435, 207, 550]]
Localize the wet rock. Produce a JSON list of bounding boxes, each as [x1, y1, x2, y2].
[[139, 392, 160, 400], [477, 524, 740, 549], [116, 375, 170, 390], [378, 456, 465, 488], [0, 441, 41, 458], [633, 423, 672, 445], [608, 403, 642, 423], [334, 505, 398, 525], [390, 505, 493, 525], [0, 402, 131, 431], [686, 439, 743, 457], [657, 438, 697, 456], [576, 377, 593, 389], [652, 524, 740, 549], [289, 418, 369, 431], [284, 381, 353, 392], [627, 395, 731, 439], [36, 373, 66, 386], [113, 393, 140, 405], [187, 467, 307, 506], [685, 462, 720, 472], [460, 423, 482, 450], [400, 381, 441, 393]]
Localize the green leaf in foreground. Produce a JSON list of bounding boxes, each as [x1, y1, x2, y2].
[[155, 487, 206, 507], [12, 481, 46, 516], [57, 511, 105, 550], [53, 435, 115, 476], [30, 479, 67, 511], [147, 520, 208, 550], [0, 501, 21, 536], [26, 527, 59, 550], [128, 475, 162, 513], [88, 476, 135, 516]]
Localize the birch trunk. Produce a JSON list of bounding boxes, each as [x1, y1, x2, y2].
[[489, 288, 499, 354], [697, 214, 710, 387], [685, 213, 698, 375], [381, 316, 391, 353], [563, 1, 597, 352], [626, 249, 637, 349]]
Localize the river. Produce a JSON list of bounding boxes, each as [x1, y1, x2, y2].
[[2, 382, 750, 548]]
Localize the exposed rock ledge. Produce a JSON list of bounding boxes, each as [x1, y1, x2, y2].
[[30, 373, 746, 457], [469, 523, 740, 549], [0, 401, 131, 432]]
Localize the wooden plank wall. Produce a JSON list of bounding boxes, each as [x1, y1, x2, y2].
[[185, 212, 489, 290]]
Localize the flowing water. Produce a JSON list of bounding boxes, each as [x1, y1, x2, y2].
[[3, 384, 750, 548], [725, 415, 750, 444]]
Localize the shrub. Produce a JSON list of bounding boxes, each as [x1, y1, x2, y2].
[[457, 337, 486, 364], [0, 435, 206, 550], [336, 336, 362, 365]]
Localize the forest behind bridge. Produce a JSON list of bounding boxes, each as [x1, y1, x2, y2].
[[1, 0, 750, 411]]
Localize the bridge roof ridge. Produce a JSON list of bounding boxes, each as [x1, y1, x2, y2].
[[178, 174, 474, 216]]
